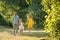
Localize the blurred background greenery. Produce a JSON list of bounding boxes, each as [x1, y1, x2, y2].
[[0, 0, 60, 40], [0, 0, 47, 30]]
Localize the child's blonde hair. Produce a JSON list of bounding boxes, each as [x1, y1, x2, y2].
[[19, 18, 22, 22]]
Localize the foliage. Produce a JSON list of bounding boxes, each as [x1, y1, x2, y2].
[[0, 0, 29, 24], [25, 0, 32, 5], [0, 14, 9, 25], [41, 0, 60, 40], [28, 0, 47, 29], [0, 0, 46, 30]]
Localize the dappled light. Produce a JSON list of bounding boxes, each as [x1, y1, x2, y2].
[[0, 0, 60, 40]]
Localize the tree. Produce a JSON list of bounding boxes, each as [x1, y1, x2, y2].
[[0, 0, 29, 25], [41, 0, 60, 40], [28, 0, 47, 29]]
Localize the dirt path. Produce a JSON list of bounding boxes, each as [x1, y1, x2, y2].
[[0, 28, 50, 40]]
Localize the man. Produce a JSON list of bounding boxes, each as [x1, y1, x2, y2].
[[12, 11, 19, 36]]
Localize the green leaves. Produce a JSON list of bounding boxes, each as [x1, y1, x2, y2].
[[26, 0, 32, 5], [42, 0, 60, 40], [0, 1, 5, 11], [0, 0, 28, 22]]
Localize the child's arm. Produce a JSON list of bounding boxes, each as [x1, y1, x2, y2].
[[23, 22, 27, 26]]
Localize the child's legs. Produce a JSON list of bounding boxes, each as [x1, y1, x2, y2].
[[21, 30, 23, 32], [20, 30, 23, 35]]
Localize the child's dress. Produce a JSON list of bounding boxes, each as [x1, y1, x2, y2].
[[27, 18, 34, 29], [19, 22, 24, 30]]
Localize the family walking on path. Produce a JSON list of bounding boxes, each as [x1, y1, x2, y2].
[[12, 11, 34, 36]]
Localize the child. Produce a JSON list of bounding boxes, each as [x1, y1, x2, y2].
[[19, 18, 24, 35], [27, 14, 34, 32]]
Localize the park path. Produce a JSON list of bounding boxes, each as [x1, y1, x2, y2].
[[0, 28, 50, 40]]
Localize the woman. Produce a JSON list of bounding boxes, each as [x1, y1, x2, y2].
[[27, 14, 34, 32]]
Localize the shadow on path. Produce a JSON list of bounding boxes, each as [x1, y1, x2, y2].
[[0, 28, 50, 38]]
